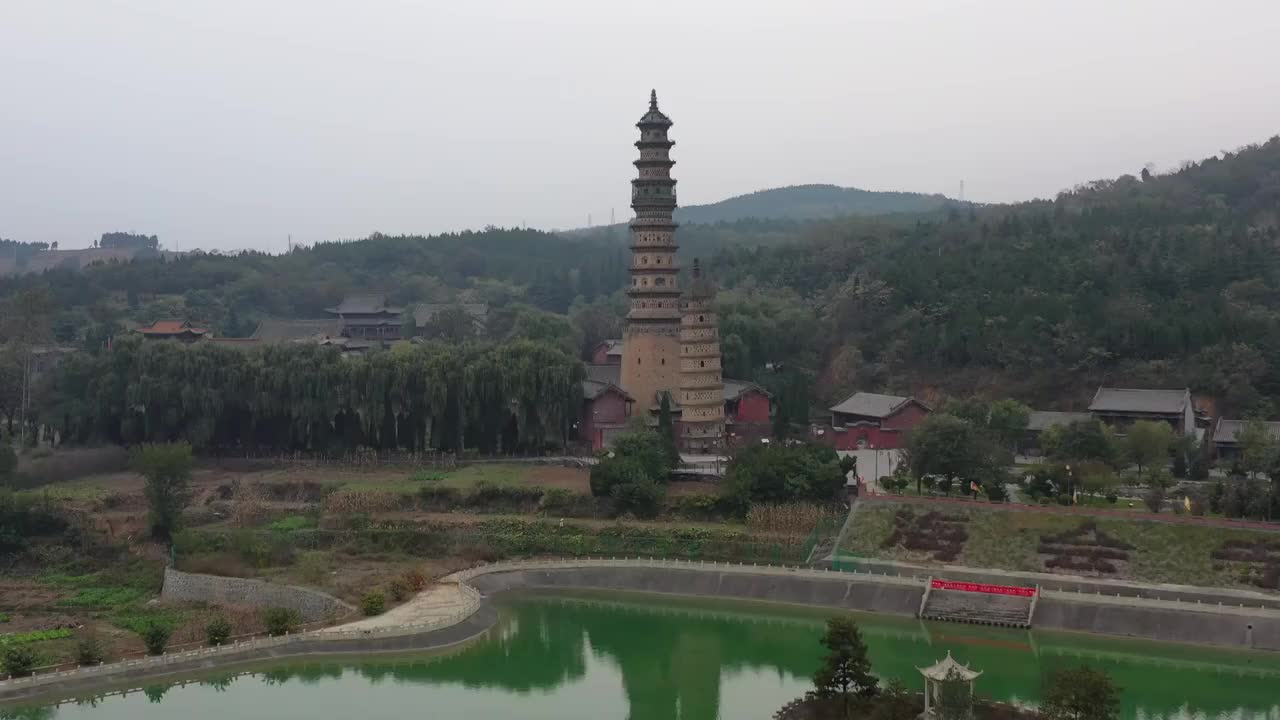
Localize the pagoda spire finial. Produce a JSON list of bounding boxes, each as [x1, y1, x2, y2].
[[650, 89, 659, 111]]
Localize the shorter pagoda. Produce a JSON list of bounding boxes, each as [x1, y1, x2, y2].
[[677, 259, 725, 453]]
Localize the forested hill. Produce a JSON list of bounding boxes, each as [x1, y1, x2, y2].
[[0, 228, 630, 342], [710, 137, 1280, 415], [5, 137, 1280, 419], [675, 184, 958, 224]]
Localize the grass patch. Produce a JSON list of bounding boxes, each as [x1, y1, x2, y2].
[[58, 587, 145, 609], [268, 515, 316, 532], [111, 607, 188, 634], [16, 480, 114, 504], [43, 557, 163, 611], [0, 629, 73, 646], [842, 501, 1280, 588]]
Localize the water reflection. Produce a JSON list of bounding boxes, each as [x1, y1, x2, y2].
[[14, 592, 1280, 720]]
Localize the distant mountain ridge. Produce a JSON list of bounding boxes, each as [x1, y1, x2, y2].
[[673, 183, 959, 224]]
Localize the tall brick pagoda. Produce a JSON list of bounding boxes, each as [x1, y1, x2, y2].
[[620, 90, 682, 414], [678, 259, 725, 452]]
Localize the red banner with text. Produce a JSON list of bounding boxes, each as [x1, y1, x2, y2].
[[931, 579, 1036, 597]]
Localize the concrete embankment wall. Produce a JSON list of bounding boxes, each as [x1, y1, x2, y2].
[[466, 566, 926, 617], [1035, 597, 1280, 651], [162, 568, 354, 622]]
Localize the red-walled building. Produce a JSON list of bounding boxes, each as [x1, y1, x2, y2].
[[826, 391, 930, 450], [724, 380, 772, 443], [579, 378, 633, 451]]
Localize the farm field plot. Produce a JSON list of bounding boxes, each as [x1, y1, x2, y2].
[[841, 500, 1280, 589]]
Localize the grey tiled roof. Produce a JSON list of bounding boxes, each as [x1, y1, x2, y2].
[[830, 392, 911, 418], [251, 318, 346, 343], [581, 379, 633, 401], [325, 294, 403, 315], [723, 380, 769, 401], [1088, 387, 1190, 415], [1212, 419, 1280, 444], [1026, 411, 1093, 432]]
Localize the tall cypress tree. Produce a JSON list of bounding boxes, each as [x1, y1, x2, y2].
[[658, 392, 678, 465]]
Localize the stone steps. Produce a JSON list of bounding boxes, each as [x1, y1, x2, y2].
[[921, 589, 1033, 628]]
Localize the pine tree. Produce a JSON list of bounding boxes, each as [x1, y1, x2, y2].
[[658, 392, 679, 466], [812, 616, 878, 717]]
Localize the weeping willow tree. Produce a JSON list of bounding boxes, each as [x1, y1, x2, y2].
[[38, 335, 585, 453]]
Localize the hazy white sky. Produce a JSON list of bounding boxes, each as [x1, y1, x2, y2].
[[2, 0, 1278, 251]]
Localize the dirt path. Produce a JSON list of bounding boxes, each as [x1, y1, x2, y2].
[[321, 584, 469, 632]]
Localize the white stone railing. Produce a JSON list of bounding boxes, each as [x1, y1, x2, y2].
[[447, 555, 928, 587]]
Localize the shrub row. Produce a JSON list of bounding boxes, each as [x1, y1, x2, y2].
[[880, 509, 969, 562]]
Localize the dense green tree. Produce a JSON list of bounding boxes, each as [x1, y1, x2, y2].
[[812, 616, 878, 717], [140, 623, 172, 656], [724, 442, 844, 510], [37, 336, 582, 455], [657, 393, 678, 467], [987, 399, 1032, 452], [906, 414, 997, 494], [1042, 666, 1121, 720], [1236, 419, 1278, 480], [133, 442, 193, 541], [588, 427, 675, 516], [568, 295, 623, 360], [1124, 420, 1174, 472], [1044, 420, 1119, 467]]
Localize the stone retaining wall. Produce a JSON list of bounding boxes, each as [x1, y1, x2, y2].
[[161, 568, 354, 622]]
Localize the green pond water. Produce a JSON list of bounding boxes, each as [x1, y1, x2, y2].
[[13, 591, 1280, 720]]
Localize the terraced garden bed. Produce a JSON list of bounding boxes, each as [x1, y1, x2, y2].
[[842, 499, 1280, 589]]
